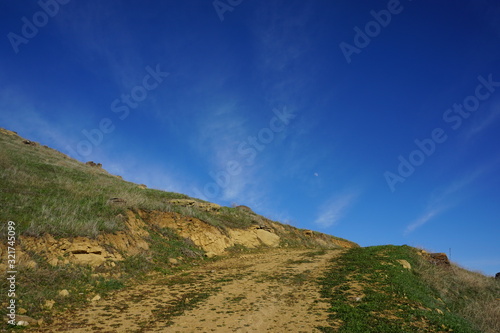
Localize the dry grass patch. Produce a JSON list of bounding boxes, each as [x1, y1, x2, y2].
[[415, 258, 500, 333]]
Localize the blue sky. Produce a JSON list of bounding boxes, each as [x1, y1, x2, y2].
[[1, 0, 499, 275]]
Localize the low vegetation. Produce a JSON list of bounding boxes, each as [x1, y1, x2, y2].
[[0, 223, 210, 326], [2, 129, 497, 331], [318, 245, 498, 333], [0, 131, 282, 238], [415, 253, 500, 333], [0, 131, 188, 238], [0, 129, 354, 329]]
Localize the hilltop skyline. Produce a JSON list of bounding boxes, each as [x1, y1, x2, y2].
[[1, 0, 499, 275]]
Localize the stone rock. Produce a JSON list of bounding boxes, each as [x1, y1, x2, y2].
[[416, 249, 428, 256], [228, 229, 260, 248], [85, 161, 102, 168], [18, 308, 27, 315], [91, 295, 101, 302], [15, 315, 40, 325], [138, 184, 147, 189], [255, 229, 280, 247], [22, 140, 37, 146], [303, 230, 313, 237], [495, 272, 500, 279], [44, 299, 55, 309], [427, 253, 450, 266], [17, 321, 29, 326], [397, 259, 412, 270], [150, 211, 231, 255], [21, 234, 123, 268], [168, 258, 178, 265], [74, 253, 107, 266], [98, 210, 150, 255], [58, 289, 70, 297], [48, 257, 59, 266], [205, 252, 217, 258]]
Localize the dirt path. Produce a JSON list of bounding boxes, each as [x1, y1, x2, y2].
[[32, 248, 341, 332]]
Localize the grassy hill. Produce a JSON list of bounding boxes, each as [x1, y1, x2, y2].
[[0, 128, 498, 332], [0, 127, 354, 245], [0, 128, 354, 326], [318, 245, 499, 333]]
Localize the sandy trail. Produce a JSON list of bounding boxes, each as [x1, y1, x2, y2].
[[31, 248, 341, 332]]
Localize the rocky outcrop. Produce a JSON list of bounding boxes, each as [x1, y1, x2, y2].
[[1, 207, 356, 272], [428, 253, 450, 266], [98, 211, 150, 256], [397, 259, 412, 270], [227, 229, 280, 248], [148, 210, 232, 254], [20, 234, 123, 267], [143, 210, 283, 255], [2, 211, 149, 269], [11, 314, 42, 327], [85, 161, 102, 168], [22, 140, 37, 146], [417, 250, 450, 266]]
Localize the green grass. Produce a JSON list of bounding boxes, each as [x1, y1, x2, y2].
[[1, 252, 109, 325], [0, 133, 188, 238], [318, 245, 481, 332], [0, 132, 293, 238]]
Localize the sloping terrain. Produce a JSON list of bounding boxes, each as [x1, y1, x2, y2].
[[0, 128, 356, 330], [22, 245, 500, 333], [30, 248, 341, 332], [1, 128, 498, 332]]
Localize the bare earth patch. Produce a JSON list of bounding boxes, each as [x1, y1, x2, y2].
[[29, 248, 341, 332]]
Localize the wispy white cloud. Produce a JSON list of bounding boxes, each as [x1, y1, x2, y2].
[[189, 2, 316, 207], [465, 99, 500, 139], [404, 166, 488, 235], [314, 191, 358, 228], [195, 102, 247, 164], [404, 207, 446, 235], [190, 101, 262, 203]]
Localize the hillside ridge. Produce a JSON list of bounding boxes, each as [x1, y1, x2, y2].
[[0, 127, 357, 328], [2, 128, 498, 333]]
